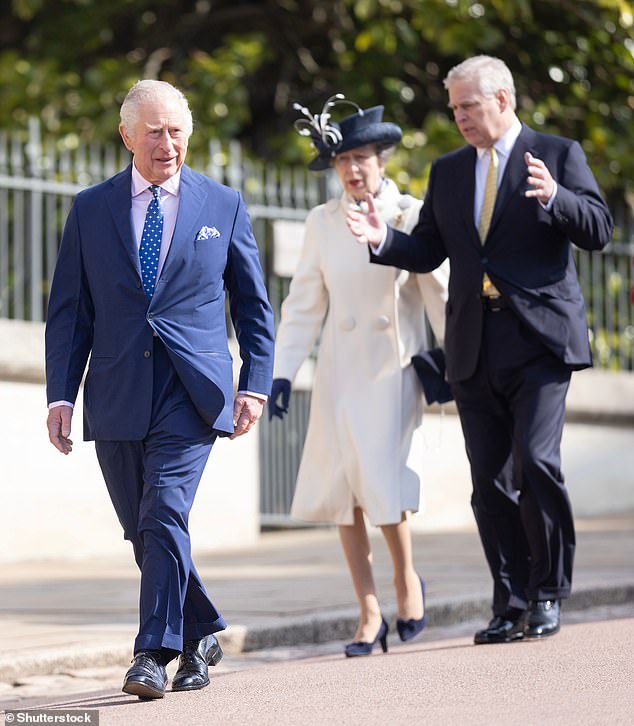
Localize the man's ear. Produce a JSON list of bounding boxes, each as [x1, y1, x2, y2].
[[496, 88, 510, 113], [119, 123, 134, 152]]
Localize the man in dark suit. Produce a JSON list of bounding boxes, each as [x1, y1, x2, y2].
[[347, 56, 613, 643], [45, 80, 275, 697]]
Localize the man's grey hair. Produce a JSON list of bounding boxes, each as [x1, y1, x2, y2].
[[444, 56, 517, 110], [120, 80, 193, 137]]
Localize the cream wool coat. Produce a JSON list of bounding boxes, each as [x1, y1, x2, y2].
[[273, 178, 449, 526]]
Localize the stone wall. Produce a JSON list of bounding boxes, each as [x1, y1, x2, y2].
[[1, 319, 632, 562]]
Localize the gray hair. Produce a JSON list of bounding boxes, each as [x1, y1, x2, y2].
[[120, 80, 193, 137], [376, 142, 397, 164], [444, 56, 517, 110]]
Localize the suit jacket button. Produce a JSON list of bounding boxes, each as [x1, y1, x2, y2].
[[144, 350, 151, 358], [376, 315, 390, 329], [340, 317, 356, 331]]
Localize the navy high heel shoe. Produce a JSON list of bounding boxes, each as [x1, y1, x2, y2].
[[344, 617, 389, 657], [396, 576, 427, 642]]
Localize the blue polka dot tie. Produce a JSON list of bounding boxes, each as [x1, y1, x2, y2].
[[139, 184, 163, 299]]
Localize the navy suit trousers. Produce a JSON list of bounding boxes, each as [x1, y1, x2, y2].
[[451, 307, 575, 615], [95, 337, 225, 655]]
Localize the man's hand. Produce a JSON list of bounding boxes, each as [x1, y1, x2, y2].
[[345, 193, 386, 247], [524, 152, 555, 204], [230, 393, 265, 439], [47, 405, 74, 454]]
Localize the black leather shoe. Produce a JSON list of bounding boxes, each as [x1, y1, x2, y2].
[[122, 651, 167, 699], [171, 633, 223, 691], [474, 614, 525, 644], [524, 600, 560, 638]]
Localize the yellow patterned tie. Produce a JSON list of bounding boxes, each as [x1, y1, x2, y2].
[[479, 147, 498, 241], [479, 147, 500, 297]]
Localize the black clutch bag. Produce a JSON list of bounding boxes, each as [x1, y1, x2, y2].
[[411, 348, 454, 404]]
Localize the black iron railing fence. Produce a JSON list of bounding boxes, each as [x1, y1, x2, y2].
[[1, 120, 632, 524]]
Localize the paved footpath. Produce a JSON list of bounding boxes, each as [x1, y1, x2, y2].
[[1, 514, 633, 714], [2, 611, 633, 725]]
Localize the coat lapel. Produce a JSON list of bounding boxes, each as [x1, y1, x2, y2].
[[487, 124, 536, 242], [105, 165, 140, 277], [158, 164, 206, 283]]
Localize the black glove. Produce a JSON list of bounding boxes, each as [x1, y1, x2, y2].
[[411, 348, 454, 405], [268, 378, 292, 420]]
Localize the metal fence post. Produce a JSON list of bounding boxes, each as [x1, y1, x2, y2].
[[26, 117, 44, 321]]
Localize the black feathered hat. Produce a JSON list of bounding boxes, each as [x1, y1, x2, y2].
[[293, 94, 402, 171]]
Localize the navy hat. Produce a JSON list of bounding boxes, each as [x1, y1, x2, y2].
[[293, 95, 402, 171]]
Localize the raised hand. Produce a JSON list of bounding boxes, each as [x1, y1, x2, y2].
[[345, 193, 386, 247], [524, 152, 556, 204]]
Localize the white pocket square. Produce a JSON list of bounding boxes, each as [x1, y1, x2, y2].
[[197, 225, 221, 240]]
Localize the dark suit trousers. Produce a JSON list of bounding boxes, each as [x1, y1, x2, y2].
[[95, 338, 226, 655], [451, 307, 575, 615]]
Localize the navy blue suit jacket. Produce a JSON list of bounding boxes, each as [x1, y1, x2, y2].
[[372, 125, 613, 382], [45, 164, 275, 440]]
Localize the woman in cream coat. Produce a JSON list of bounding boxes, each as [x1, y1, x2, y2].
[[269, 99, 449, 656]]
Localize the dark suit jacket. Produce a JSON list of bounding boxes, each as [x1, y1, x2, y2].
[[372, 124, 613, 382], [45, 164, 275, 439]]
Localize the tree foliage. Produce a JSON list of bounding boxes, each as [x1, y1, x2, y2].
[[1, 0, 633, 208]]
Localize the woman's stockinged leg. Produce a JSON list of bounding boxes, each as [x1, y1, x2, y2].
[[381, 514, 424, 621], [338, 507, 383, 642]]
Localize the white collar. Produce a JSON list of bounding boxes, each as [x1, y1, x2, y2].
[[131, 163, 181, 198], [476, 117, 522, 159]]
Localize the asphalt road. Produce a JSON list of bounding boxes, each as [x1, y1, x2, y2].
[[3, 606, 633, 726]]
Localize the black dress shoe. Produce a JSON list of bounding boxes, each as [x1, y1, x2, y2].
[[474, 614, 525, 644], [171, 633, 223, 691], [122, 651, 168, 699], [524, 600, 560, 638]]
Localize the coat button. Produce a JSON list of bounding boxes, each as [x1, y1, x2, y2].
[[376, 315, 390, 329], [340, 317, 356, 331], [144, 350, 151, 358]]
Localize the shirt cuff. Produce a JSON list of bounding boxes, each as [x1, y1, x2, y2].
[[540, 182, 558, 211], [238, 390, 268, 402], [48, 400, 75, 409], [372, 223, 389, 254]]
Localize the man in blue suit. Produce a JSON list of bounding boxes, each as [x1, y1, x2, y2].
[[347, 56, 613, 644], [45, 80, 275, 698]]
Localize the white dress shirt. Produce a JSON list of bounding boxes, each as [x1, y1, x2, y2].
[[130, 164, 180, 279], [473, 118, 522, 227]]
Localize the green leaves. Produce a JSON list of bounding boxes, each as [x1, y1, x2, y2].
[[1, 0, 632, 202]]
